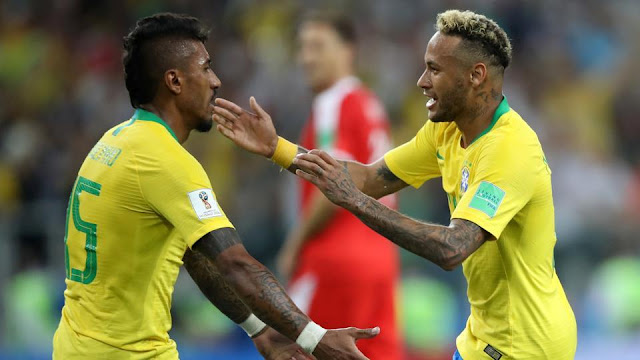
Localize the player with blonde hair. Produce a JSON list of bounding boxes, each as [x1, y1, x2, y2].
[[214, 9, 577, 360]]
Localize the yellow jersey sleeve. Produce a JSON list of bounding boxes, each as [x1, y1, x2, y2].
[[383, 122, 440, 188], [135, 138, 234, 248], [452, 136, 535, 239]]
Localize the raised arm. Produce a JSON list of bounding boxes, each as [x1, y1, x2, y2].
[[213, 97, 408, 199], [192, 227, 378, 359], [292, 150, 490, 271]]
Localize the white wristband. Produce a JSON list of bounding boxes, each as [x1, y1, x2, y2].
[[239, 314, 267, 338], [296, 321, 327, 354]]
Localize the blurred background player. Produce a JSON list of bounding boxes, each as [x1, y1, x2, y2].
[[276, 12, 403, 360]]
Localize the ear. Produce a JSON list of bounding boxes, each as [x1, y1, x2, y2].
[[164, 69, 182, 95], [470, 62, 488, 88]]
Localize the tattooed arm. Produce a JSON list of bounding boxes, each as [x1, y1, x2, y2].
[[192, 228, 379, 359], [293, 150, 489, 270], [191, 228, 308, 339], [183, 247, 252, 324]]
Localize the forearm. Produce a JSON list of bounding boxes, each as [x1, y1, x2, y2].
[[183, 249, 251, 324], [192, 230, 309, 340], [345, 192, 482, 270], [219, 251, 309, 339]]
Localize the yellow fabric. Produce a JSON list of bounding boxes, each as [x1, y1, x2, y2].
[[271, 136, 298, 168], [53, 110, 234, 359], [384, 99, 576, 359]]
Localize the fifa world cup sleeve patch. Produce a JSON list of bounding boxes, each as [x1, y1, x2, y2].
[[188, 189, 223, 220], [468, 181, 505, 218]]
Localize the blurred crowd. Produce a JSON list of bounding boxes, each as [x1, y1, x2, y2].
[[1, 0, 639, 359]]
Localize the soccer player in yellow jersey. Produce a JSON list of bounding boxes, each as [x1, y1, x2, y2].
[[52, 13, 380, 360], [213, 9, 577, 360]]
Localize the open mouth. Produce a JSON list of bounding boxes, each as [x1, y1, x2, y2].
[[426, 97, 437, 110]]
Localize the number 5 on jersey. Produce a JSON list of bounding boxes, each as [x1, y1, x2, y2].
[[64, 176, 102, 284]]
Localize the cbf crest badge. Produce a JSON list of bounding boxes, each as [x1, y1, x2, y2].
[[461, 166, 470, 193]]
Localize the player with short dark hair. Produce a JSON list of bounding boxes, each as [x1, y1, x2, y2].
[[214, 9, 577, 360], [53, 12, 378, 360]]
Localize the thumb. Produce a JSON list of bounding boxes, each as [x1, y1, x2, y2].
[[250, 96, 269, 118], [352, 326, 380, 340]]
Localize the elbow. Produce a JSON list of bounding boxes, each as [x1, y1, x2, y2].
[[438, 254, 465, 271]]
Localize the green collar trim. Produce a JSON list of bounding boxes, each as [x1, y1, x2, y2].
[[133, 109, 179, 142], [470, 95, 510, 145]]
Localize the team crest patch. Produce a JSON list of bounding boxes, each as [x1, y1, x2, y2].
[[460, 166, 470, 193], [188, 189, 222, 220]]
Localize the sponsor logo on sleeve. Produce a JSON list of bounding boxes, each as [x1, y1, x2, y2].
[[468, 181, 505, 218], [188, 189, 222, 220]]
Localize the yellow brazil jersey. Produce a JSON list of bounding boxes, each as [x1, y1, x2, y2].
[[384, 98, 577, 360], [52, 109, 234, 360]]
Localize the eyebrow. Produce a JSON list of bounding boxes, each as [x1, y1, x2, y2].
[[426, 60, 440, 68]]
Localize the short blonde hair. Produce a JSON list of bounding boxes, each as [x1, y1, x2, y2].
[[436, 10, 512, 69]]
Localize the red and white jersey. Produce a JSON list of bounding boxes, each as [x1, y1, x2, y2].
[[297, 76, 398, 278]]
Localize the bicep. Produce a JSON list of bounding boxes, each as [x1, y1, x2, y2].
[[192, 227, 249, 265]]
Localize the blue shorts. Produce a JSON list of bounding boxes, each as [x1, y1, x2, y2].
[[453, 349, 463, 360]]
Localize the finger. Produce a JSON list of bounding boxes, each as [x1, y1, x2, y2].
[[215, 97, 245, 116], [295, 153, 331, 172], [213, 114, 234, 130], [214, 105, 239, 122], [316, 150, 342, 167], [250, 96, 270, 119], [295, 169, 319, 185], [216, 124, 236, 140], [351, 326, 380, 340], [293, 157, 326, 177]]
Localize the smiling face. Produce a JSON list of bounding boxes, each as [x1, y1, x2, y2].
[[176, 40, 221, 132], [416, 32, 471, 123]]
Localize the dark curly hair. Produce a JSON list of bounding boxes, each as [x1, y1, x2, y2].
[[122, 13, 209, 108], [436, 10, 512, 70]]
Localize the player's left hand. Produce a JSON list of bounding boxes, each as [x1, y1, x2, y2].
[[252, 327, 315, 360], [293, 150, 362, 209]]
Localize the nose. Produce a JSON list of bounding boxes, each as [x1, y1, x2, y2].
[[417, 69, 431, 89], [211, 71, 221, 89]]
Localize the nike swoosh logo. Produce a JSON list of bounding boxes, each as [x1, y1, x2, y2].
[[436, 149, 444, 160]]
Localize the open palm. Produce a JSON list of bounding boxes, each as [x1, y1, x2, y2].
[[213, 97, 279, 158]]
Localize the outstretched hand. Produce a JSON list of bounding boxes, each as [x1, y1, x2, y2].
[[213, 97, 279, 158], [314, 326, 379, 360], [293, 150, 363, 209]]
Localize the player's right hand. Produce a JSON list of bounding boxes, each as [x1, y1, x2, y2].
[[213, 97, 279, 158], [313, 327, 379, 360]]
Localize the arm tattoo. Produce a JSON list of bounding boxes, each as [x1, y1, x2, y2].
[[230, 263, 308, 339], [195, 227, 240, 259], [376, 164, 401, 183], [193, 229, 309, 339], [183, 248, 251, 323], [347, 193, 487, 269]]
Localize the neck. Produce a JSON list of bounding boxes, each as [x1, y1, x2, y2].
[[313, 68, 353, 94], [455, 87, 503, 148], [139, 102, 190, 144]]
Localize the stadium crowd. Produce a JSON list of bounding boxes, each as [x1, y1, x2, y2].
[[0, 0, 639, 358]]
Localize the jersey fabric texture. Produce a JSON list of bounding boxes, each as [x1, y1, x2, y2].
[[53, 109, 234, 359], [291, 76, 403, 360], [384, 97, 577, 359]]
